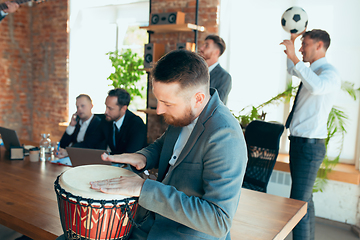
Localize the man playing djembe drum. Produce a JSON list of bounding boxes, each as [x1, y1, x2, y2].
[[90, 50, 248, 240]]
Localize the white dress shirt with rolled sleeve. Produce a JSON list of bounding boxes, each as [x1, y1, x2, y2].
[[287, 57, 341, 139]]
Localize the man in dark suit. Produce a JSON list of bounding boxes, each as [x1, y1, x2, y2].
[[94, 88, 147, 154], [57, 94, 101, 157], [0, 1, 19, 22], [199, 34, 232, 105]]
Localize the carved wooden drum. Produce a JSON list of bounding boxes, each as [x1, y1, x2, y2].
[[54, 165, 138, 240]]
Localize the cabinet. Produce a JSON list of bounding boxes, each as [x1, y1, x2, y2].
[[138, 23, 205, 116], [139, 4, 205, 142], [140, 23, 205, 34]]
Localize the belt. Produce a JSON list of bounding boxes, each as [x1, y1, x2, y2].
[[288, 136, 325, 144]]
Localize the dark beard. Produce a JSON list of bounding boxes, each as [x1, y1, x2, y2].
[[163, 110, 195, 127], [105, 114, 120, 122]]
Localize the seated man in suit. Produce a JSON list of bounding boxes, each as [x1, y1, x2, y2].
[[199, 34, 232, 105], [56, 94, 101, 157], [89, 88, 147, 155], [0, 1, 19, 22]]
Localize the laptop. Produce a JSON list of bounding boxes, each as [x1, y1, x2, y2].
[[66, 147, 111, 167], [0, 126, 22, 151]]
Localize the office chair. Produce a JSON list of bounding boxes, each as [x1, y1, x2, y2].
[[242, 120, 284, 193], [94, 113, 106, 121]]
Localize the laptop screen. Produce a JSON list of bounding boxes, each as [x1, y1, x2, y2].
[[0, 126, 21, 151]]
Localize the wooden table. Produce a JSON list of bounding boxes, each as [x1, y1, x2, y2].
[[0, 146, 68, 239], [0, 146, 306, 240], [232, 189, 307, 240]]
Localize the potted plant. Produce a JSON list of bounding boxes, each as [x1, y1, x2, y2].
[[233, 81, 359, 192], [106, 49, 145, 100]]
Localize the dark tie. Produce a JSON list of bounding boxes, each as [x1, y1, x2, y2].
[[285, 82, 303, 129], [113, 123, 119, 147], [73, 123, 81, 143]]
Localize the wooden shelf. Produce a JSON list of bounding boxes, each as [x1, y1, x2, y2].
[[58, 122, 68, 132], [138, 68, 152, 72], [140, 23, 205, 33], [138, 108, 157, 115], [275, 153, 360, 185]]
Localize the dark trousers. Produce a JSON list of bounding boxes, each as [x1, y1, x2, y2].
[[289, 140, 325, 240]]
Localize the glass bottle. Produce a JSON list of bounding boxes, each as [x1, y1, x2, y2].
[[46, 134, 52, 161], [39, 133, 50, 161]]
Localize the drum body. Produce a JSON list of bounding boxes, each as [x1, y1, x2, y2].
[[54, 165, 139, 240]]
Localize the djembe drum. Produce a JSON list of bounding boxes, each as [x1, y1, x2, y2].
[[54, 165, 139, 240]]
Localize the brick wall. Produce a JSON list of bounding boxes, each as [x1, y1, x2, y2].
[[147, 0, 220, 143], [0, 0, 218, 145], [0, 0, 68, 144]]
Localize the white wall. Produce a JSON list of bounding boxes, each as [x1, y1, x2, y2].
[[219, 0, 360, 163], [68, 0, 149, 116], [313, 180, 360, 224], [268, 170, 360, 225]]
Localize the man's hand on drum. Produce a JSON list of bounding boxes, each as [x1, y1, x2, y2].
[[90, 175, 145, 197], [101, 152, 146, 170]]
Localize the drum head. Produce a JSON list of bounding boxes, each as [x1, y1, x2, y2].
[[59, 164, 138, 200]]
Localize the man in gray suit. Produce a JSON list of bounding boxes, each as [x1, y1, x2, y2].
[[91, 50, 247, 240], [199, 34, 232, 105]]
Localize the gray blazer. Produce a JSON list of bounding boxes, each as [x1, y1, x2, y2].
[[210, 64, 232, 105], [132, 89, 247, 240]]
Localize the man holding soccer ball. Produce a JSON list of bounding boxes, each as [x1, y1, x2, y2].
[[280, 29, 341, 240]]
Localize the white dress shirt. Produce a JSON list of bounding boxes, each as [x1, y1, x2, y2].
[[169, 118, 199, 166], [208, 61, 219, 73], [114, 112, 125, 130], [66, 114, 94, 143], [287, 57, 341, 139]]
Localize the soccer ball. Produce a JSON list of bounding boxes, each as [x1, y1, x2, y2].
[[281, 6, 308, 34]]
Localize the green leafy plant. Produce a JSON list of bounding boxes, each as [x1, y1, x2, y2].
[[106, 49, 145, 100], [233, 81, 359, 192], [233, 81, 297, 128], [233, 106, 266, 129], [314, 81, 359, 192]]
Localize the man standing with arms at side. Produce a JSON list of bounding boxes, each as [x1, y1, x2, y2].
[[280, 29, 341, 240], [199, 34, 232, 105], [90, 50, 247, 240]]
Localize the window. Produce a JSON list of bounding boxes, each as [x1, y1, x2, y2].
[[69, 0, 149, 118], [220, 0, 360, 165]]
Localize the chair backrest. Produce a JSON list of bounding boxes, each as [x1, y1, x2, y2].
[[94, 113, 106, 121], [242, 120, 284, 193]]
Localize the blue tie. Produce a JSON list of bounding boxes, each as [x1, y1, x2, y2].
[[113, 122, 118, 147], [285, 82, 303, 129]]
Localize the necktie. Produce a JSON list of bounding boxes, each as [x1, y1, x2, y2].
[[113, 122, 118, 147], [73, 123, 81, 143], [285, 82, 303, 129]]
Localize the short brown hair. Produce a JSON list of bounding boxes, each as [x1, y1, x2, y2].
[[302, 29, 331, 50], [205, 34, 226, 56], [76, 94, 92, 103], [151, 50, 209, 90], [108, 88, 130, 106]]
